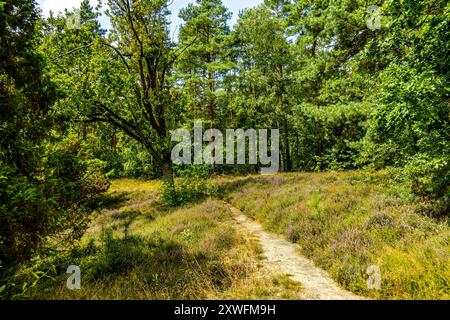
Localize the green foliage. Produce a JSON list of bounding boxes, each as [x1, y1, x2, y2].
[[82, 130, 163, 179], [362, 0, 450, 210], [0, 263, 56, 300], [37, 0, 448, 206], [293, 103, 371, 170], [0, 0, 109, 292], [1, 0, 449, 300], [159, 179, 218, 207], [0, 135, 110, 270], [173, 164, 211, 179], [404, 156, 449, 214], [41, 0, 178, 184], [159, 181, 182, 206]]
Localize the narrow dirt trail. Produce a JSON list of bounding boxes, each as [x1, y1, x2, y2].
[[225, 203, 363, 300]]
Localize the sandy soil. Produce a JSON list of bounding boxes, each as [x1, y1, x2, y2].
[[226, 203, 363, 300]]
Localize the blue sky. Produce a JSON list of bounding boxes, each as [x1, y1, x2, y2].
[[37, 0, 263, 38], [171, 0, 263, 31]]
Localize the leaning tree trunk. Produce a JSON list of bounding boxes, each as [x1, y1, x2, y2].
[[160, 150, 174, 186], [161, 162, 174, 186], [145, 145, 174, 186]]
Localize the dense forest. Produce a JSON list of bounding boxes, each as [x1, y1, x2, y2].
[[0, 0, 448, 300]]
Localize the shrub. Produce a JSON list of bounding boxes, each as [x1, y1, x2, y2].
[[0, 137, 109, 296], [159, 179, 218, 207], [292, 102, 371, 171]]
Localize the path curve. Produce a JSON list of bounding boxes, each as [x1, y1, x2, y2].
[[225, 203, 363, 300]]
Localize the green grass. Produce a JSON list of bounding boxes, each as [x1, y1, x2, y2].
[[22, 171, 450, 300], [222, 170, 449, 300], [27, 179, 302, 300]]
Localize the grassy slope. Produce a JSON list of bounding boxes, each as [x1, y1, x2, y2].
[[28, 170, 449, 300], [31, 179, 301, 300], [222, 170, 449, 300]]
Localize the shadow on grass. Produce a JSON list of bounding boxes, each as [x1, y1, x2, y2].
[[85, 231, 186, 280], [86, 192, 131, 212], [67, 230, 239, 298]]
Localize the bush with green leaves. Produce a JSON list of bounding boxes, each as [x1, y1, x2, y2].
[[159, 179, 218, 207], [0, 139, 110, 268], [0, 0, 110, 297], [292, 103, 371, 171], [362, 0, 449, 212]]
